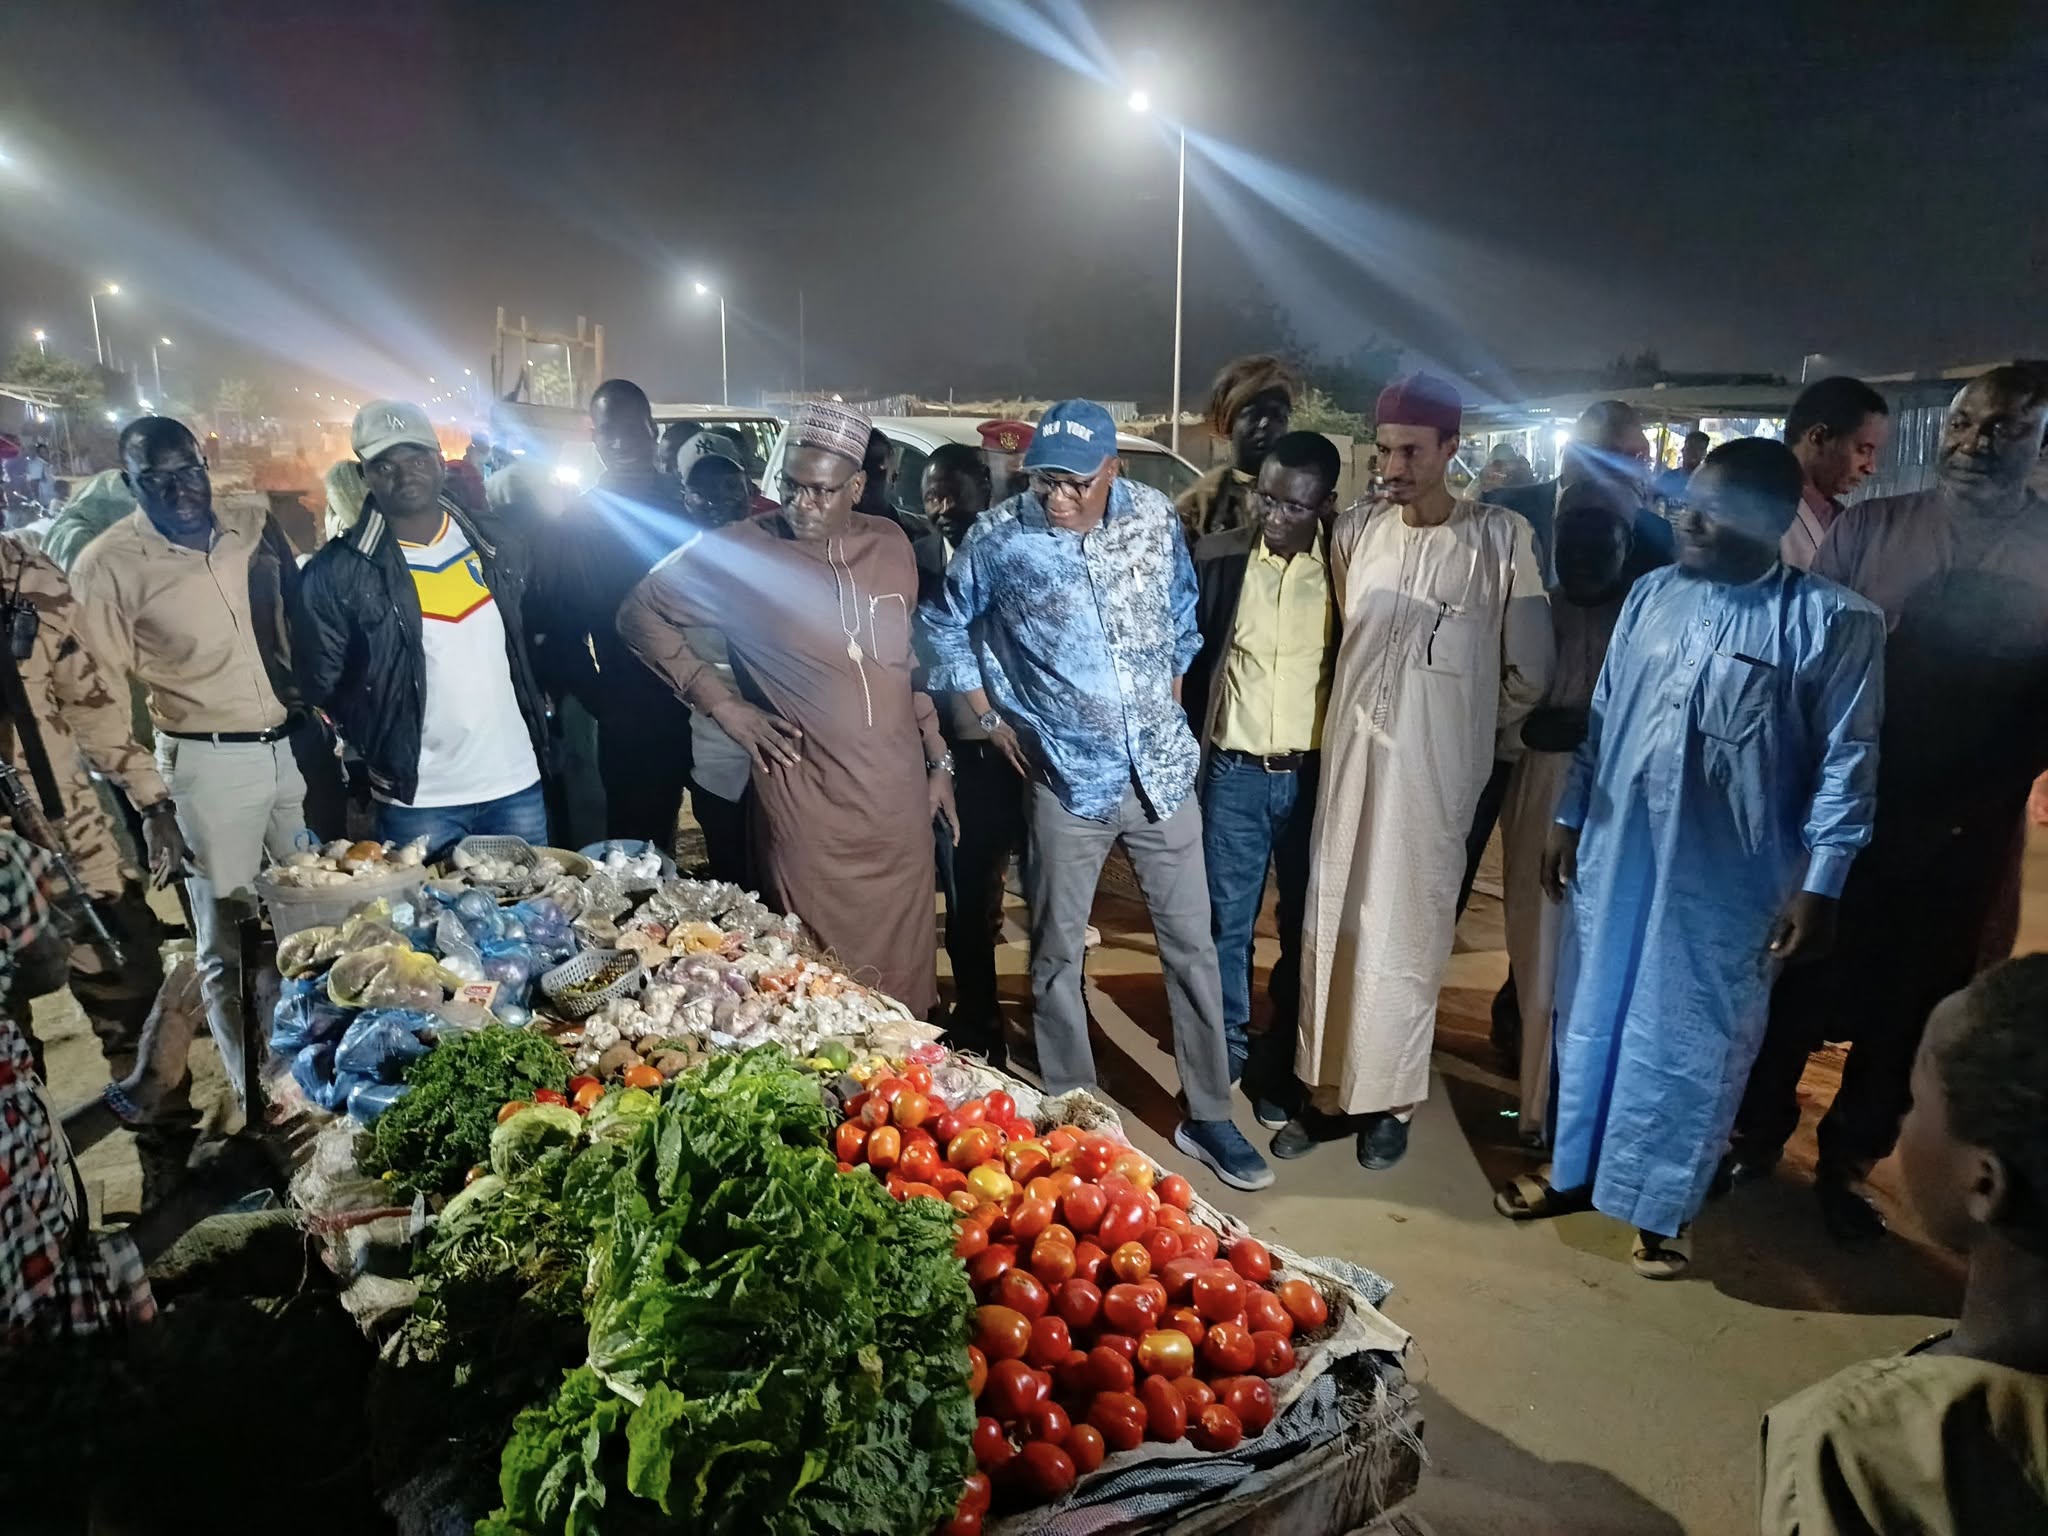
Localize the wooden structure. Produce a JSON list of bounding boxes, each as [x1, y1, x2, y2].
[[490, 310, 605, 411]]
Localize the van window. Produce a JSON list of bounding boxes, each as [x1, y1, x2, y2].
[[1121, 448, 1199, 501]]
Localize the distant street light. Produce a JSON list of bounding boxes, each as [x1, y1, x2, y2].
[[693, 281, 729, 406], [31, 328, 46, 356], [153, 336, 172, 403], [89, 283, 120, 367], [1128, 89, 1187, 454]]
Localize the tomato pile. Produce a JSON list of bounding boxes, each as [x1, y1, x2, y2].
[[834, 1069, 1334, 1533]]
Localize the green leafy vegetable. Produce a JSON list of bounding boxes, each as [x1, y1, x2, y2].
[[479, 1047, 975, 1536], [368, 1025, 569, 1195], [493, 1103, 587, 1178]]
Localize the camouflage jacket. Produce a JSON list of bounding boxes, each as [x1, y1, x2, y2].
[[0, 534, 167, 897], [1173, 463, 1257, 545]]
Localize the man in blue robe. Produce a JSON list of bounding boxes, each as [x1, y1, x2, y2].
[[1495, 438, 1885, 1278]]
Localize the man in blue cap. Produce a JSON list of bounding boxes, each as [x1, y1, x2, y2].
[[919, 400, 1272, 1190]]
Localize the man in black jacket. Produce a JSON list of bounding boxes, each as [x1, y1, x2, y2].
[[294, 401, 552, 856], [1183, 431, 1342, 1126]]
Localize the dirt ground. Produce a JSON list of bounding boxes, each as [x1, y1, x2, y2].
[[34, 830, 2042, 1535]]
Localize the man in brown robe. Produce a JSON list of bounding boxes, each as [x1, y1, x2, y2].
[[618, 402, 957, 1017]]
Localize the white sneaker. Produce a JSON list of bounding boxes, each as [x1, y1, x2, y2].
[[1083, 924, 1102, 949]]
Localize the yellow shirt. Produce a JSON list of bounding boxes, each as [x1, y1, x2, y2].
[[1213, 533, 1335, 755]]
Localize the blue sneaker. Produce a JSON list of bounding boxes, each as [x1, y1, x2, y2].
[[1173, 1119, 1276, 1192]]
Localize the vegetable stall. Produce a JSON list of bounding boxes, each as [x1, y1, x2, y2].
[[257, 838, 1421, 1534]]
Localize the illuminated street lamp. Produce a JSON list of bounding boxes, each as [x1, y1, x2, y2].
[[153, 336, 172, 403], [1128, 89, 1187, 454], [89, 283, 120, 367], [693, 281, 729, 406], [31, 329, 46, 357]]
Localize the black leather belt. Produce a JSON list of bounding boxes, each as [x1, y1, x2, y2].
[[162, 721, 294, 744], [1219, 747, 1318, 773]]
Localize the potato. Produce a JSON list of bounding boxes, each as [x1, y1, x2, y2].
[[597, 1041, 640, 1079]]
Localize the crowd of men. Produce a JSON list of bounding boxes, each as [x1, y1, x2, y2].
[[0, 342, 2044, 1527]]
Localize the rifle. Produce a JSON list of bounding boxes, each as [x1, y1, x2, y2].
[[0, 606, 125, 967]]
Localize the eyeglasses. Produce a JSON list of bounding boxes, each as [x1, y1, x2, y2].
[[1030, 463, 1113, 504], [777, 470, 859, 506], [134, 463, 208, 495], [1254, 489, 1323, 522]]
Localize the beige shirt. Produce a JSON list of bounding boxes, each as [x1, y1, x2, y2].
[[69, 500, 290, 734]]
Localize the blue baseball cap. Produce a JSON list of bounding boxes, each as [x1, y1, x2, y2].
[[1023, 399, 1118, 477]]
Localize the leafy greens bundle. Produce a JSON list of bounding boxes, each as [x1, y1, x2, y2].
[[368, 1024, 570, 1195]]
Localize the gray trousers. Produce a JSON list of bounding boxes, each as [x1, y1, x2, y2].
[[155, 734, 306, 1102], [1025, 782, 1234, 1122]]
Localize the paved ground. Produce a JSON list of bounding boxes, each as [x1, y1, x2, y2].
[[39, 830, 2040, 1534]]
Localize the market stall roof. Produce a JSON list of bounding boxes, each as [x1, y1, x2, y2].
[[1466, 380, 1804, 432]]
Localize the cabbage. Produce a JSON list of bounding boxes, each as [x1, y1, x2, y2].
[[489, 1102, 585, 1178]]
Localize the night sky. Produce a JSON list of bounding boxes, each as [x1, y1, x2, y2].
[[3, 0, 2043, 417]]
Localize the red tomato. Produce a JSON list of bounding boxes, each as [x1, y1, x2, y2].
[[984, 1359, 1050, 1420], [1154, 1205, 1194, 1238], [1101, 1283, 1161, 1335], [1009, 1195, 1056, 1243], [975, 1304, 1032, 1362], [1074, 1135, 1119, 1181], [833, 1122, 867, 1163], [1162, 1306, 1206, 1346], [1070, 1240, 1110, 1288], [1109, 1150, 1156, 1191], [1139, 1227, 1182, 1269], [984, 1090, 1017, 1124], [1045, 1127, 1079, 1154], [955, 1224, 989, 1262], [932, 1111, 966, 1144], [933, 1167, 969, 1195], [898, 1138, 940, 1184], [1227, 1238, 1273, 1285], [968, 1246, 1017, 1292], [871, 1076, 909, 1106], [1136, 1277, 1170, 1321], [1156, 1173, 1194, 1210], [1085, 1344, 1135, 1396], [926, 1094, 950, 1115], [948, 1125, 1002, 1171], [1029, 1235, 1078, 1287], [1053, 1278, 1102, 1331], [532, 1088, 568, 1107], [1026, 1315, 1072, 1370], [948, 1189, 982, 1217], [1216, 1375, 1276, 1435], [865, 1125, 902, 1173], [1054, 1348, 1093, 1399], [1022, 1401, 1070, 1445], [1060, 1183, 1108, 1235], [1190, 1403, 1245, 1452], [1139, 1375, 1187, 1442], [995, 1269, 1051, 1322], [843, 1090, 869, 1118], [1097, 1197, 1150, 1250], [901, 1124, 936, 1147], [1087, 1391, 1147, 1453], [1092, 1331, 1138, 1363], [1201, 1320, 1256, 1375], [955, 1097, 988, 1125], [1063, 1422, 1106, 1474], [1251, 1330, 1296, 1378], [966, 1345, 989, 1399], [1171, 1375, 1216, 1412], [902, 1063, 933, 1092], [1159, 1255, 1207, 1305], [1135, 1329, 1195, 1380], [860, 1095, 893, 1131], [1276, 1278, 1329, 1330], [1039, 1222, 1077, 1250], [972, 1415, 1013, 1470], [958, 1468, 992, 1517], [1182, 1226, 1220, 1262], [1244, 1287, 1294, 1338], [1008, 1440, 1076, 1503], [941, 1518, 981, 1536], [835, 1161, 855, 1174], [1109, 1241, 1152, 1284], [1004, 1141, 1050, 1184], [891, 1090, 930, 1130], [1191, 1266, 1246, 1323]]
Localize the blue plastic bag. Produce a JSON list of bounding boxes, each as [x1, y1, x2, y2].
[[290, 1041, 367, 1112], [477, 939, 539, 1006], [272, 976, 354, 1054], [334, 1009, 433, 1080], [346, 1080, 409, 1125]]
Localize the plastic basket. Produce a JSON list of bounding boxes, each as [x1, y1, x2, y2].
[[256, 865, 426, 941], [537, 948, 644, 1018], [578, 840, 679, 879]]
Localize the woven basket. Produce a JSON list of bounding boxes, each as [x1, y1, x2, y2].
[[537, 948, 644, 1019]]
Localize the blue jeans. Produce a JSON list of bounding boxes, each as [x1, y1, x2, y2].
[[1200, 751, 1319, 1083], [375, 780, 548, 861]]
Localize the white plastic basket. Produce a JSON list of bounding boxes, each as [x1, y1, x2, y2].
[[256, 865, 426, 941], [537, 948, 644, 1019]]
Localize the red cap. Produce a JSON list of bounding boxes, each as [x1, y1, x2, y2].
[[977, 418, 1034, 455], [1375, 373, 1463, 437]]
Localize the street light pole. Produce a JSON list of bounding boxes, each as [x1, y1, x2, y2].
[[798, 287, 806, 396], [90, 294, 105, 365], [32, 329, 45, 357], [153, 337, 172, 403], [1170, 123, 1186, 456], [717, 295, 729, 407]]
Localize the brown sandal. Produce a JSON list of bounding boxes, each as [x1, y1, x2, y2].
[[1493, 1167, 1592, 1221], [1631, 1226, 1692, 1279]]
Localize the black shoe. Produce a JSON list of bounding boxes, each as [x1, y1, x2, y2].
[[1817, 1174, 1886, 1247], [1356, 1112, 1411, 1171], [1270, 1109, 1349, 1160], [1252, 1095, 1292, 1132], [1710, 1145, 1781, 1200]]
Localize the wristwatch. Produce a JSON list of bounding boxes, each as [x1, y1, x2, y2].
[[927, 751, 956, 777], [976, 708, 1004, 734]]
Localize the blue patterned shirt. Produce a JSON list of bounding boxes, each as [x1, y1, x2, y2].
[[918, 477, 1203, 822]]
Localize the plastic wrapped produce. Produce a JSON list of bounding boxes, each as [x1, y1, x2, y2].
[[271, 975, 353, 1053], [334, 1009, 435, 1079], [345, 1080, 408, 1125], [327, 945, 463, 1011]]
